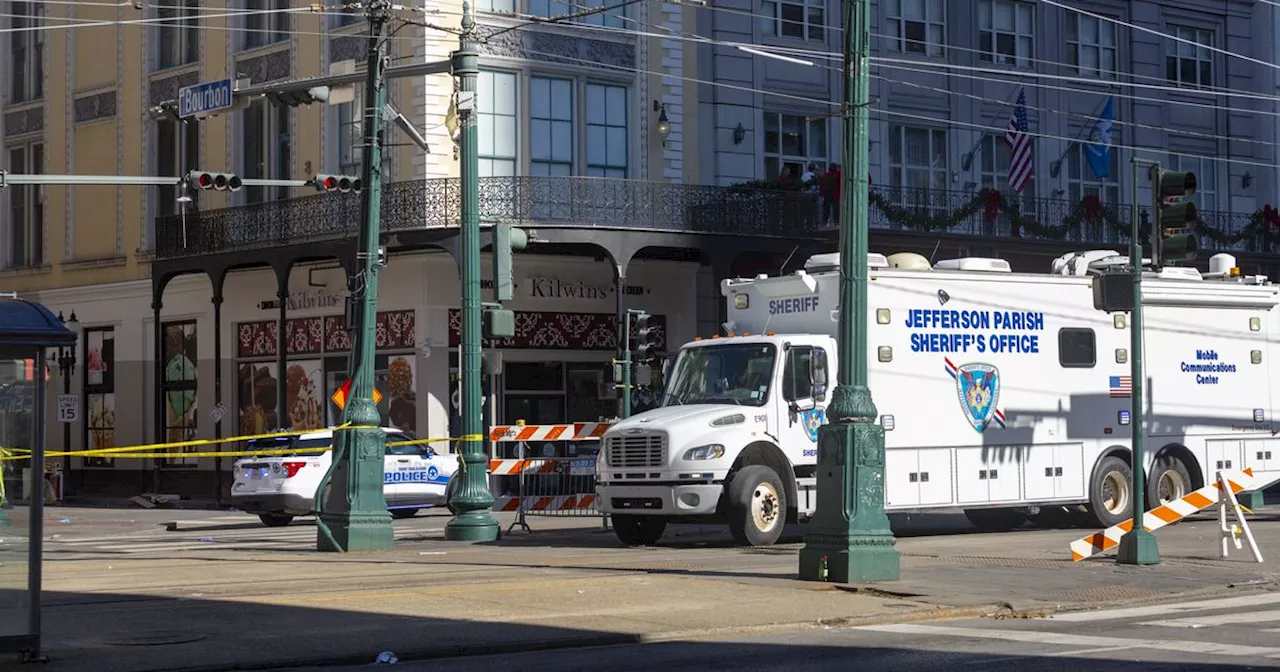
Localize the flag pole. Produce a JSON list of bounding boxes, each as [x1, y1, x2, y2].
[[1048, 94, 1114, 178], [959, 86, 1023, 172]]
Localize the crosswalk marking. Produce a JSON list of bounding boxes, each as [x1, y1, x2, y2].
[[854, 623, 1280, 659], [1049, 592, 1280, 623], [1139, 608, 1280, 629]]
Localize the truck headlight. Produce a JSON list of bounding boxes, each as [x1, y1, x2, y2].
[[682, 444, 725, 461]]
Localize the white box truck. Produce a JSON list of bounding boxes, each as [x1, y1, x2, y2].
[[596, 249, 1280, 547]]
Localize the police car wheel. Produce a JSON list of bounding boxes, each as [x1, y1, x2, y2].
[[258, 513, 293, 527], [390, 508, 418, 519]]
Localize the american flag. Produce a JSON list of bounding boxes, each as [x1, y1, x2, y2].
[[1005, 88, 1033, 193], [1109, 375, 1132, 398]]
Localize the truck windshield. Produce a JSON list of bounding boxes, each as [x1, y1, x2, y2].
[[661, 343, 776, 407]]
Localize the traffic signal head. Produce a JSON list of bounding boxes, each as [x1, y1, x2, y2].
[[186, 171, 242, 192], [1153, 169, 1199, 264], [633, 312, 660, 363], [1155, 170, 1196, 199], [313, 174, 362, 194], [493, 223, 528, 302]]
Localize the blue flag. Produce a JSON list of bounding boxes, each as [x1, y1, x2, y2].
[[1085, 97, 1114, 179]]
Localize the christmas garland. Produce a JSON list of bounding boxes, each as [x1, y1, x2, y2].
[[730, 177, 1280, 245]]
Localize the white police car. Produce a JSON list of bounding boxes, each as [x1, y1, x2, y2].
[[230, 427, 460, 527]]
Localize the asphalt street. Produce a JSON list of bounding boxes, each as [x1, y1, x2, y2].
[[296, 593, 1280, 671]]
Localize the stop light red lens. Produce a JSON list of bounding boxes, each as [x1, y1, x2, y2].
[[323, 177, 338, 190], [198, 173, 213, 188]]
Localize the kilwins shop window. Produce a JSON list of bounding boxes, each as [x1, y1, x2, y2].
[[235, 311, 418, 435]]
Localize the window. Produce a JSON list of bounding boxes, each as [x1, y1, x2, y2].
[[1058, 328, 1096, 368], [1167, 153, 1217, 214], [760, 0, 825, 41], [1066, 13, 1116, 79], [328, 4, 361, 26], [530, 0, 624, 26], [980, 134, 1035, 198], [530, 77, 574, 177], [888, 125, 947, 192], [156, 0, 199, 69], [5, 143, 44, 269], [1165, 27, 1213, 88], [764, 112, 827, 181], [1067, 143, 1119, 206], [161, 321, 199, 466], [978, 0, 1033, 67], [155, 119, 200, 220], [782, 346, 825, 401], [8, 1, 44, 102], [477, 0, 515, 13], [243, 0, 291, 49], [83, 328, 116, 468], [884, 0, 944, 57], [241, 99, 291, 203], [477, 71, 518, 177], [586, 84, 628, 178], [336, 90, 391, 181]]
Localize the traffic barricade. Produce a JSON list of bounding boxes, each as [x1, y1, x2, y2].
[[488, 422, 610, 532]]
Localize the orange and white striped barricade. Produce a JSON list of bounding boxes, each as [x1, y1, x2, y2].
[[1069, 468, 1256, 562], [488, 422, 611, 533]]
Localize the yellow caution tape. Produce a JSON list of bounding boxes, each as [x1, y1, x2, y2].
[[0, 423, 465, 462]]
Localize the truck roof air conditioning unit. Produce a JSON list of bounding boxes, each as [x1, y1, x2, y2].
[[933, 257, 1012, 273], [802, 253, 889, 274]]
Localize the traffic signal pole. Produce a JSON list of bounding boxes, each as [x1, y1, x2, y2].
[[444, 0, 501, 543], [314, 0, 396, 552], [1117, 157, 1161, 566]]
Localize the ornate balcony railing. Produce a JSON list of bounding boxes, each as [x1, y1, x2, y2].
[[154, 176, 826, 259], [153, 178, 1271, 261]]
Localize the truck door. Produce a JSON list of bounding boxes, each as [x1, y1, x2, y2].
[[777, 344, 830, 462]]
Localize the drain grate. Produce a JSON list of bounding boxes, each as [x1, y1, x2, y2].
[[98, 633, 209, 647]]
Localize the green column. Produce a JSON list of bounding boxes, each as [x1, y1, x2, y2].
[[1117, 159, 1159, 565], [445, 2, 500, 542], [315, 0, 395, 552], [798, 0, 899, 584]]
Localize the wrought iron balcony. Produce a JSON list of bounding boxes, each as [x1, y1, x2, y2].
[[152, 178, 1272, 261], [153, 176, 827, 259]]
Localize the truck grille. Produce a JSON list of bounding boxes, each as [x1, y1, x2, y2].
[[605, 434, 667, 468]]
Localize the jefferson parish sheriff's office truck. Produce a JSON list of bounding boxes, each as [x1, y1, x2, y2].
[[595, 249, 1280, 547]]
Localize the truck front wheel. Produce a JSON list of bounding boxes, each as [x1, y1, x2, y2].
[[726, 465, 788, 547], [612, 514, 667, 546]]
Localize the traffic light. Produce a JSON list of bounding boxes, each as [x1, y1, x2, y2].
[[267, 85, 333, 107], [1152, 169, 1200, 265], [633, 312, 660, 364], [186, 171, 242, 192], [493, 222, 528, 302], [482, 306, 516, 339], [312, 174, 362, 194]]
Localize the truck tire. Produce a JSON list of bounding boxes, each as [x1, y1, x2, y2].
[[964, 507, 1027, 532], [1087, 455, 1133, 528], [259, 512, 293, 527], [390, 508, 419, 520], [612, 514, 667, 546], [1148, 455, 1193, 511], [726, 465, 788, 547]]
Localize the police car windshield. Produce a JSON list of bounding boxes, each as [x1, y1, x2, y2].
[[662, 343, 775, 408]]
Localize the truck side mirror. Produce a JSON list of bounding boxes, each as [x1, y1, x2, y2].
[[809, 349, 828, 402]]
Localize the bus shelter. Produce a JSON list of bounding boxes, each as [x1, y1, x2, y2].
[[0, 297, 75, 663]]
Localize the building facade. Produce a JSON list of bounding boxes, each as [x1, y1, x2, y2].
[[699, 0, 1280, 260]]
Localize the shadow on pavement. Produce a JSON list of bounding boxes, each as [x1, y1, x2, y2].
[[6, 588, 1260, 672]]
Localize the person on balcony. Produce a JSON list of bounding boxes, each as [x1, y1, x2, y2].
[[819, 164, 841, 225]]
